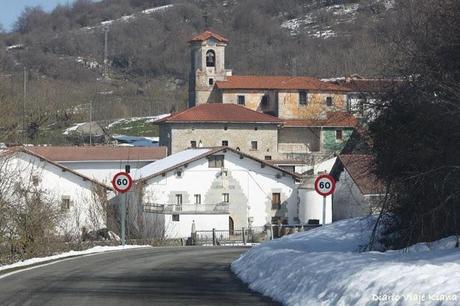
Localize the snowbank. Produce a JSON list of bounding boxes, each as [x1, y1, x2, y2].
[[232, 217, 460, 306], [0, 245, 151, 273]]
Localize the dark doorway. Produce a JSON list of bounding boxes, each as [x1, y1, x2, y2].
[[229, 217, 234, 235]]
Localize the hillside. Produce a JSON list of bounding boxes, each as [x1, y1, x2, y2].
[[0, 0, 395, 144]]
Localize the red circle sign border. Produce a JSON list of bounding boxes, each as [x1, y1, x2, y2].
[[314, 174, 336, 197], [112, 172, 133, 193]]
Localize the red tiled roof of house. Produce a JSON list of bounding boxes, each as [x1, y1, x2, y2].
[[283, 112, 358, 127], [336, 154, 385, 195], [26, 146, 168, 162], [189, 30, 229, 43], [155, 104, 283, 124], [215, 76, 350, 91]]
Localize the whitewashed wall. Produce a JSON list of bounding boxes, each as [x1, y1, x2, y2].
[[164, 214, 229, 239], [5, 152, 113, 237], [141, 150, 298, 238], [332, 169, 371, 221], [61, 161, 151, 185], [298, 176, 332, 225]]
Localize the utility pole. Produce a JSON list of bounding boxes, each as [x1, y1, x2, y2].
[[22, 67, 27, 144], [104, 27, 109, 79]]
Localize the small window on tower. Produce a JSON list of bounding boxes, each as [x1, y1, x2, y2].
[[206, 50, 216, 67], [208, 78, 214, 85]]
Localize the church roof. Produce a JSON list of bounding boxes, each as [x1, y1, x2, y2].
[[189, 30, 229, 43], [283, 112, 358, 128], [155, 104, 282, 124], [216, 76, 350, 92]]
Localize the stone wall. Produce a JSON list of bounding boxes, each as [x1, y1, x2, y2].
[[278, 91, 347, 119], [278, 127, 321, 153], [169, 123, 280, 160]]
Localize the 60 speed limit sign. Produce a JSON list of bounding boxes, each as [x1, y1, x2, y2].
[[111, 172, 133, 193], [314, 174, 336, 196]]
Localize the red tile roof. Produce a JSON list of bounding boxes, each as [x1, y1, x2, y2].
[[189, 30, 229, 43], [334, 154, 385, 195], [156, 104, 283, 124], [216, 76, 350, 91], [26, 146, 167, 162], [283, 112, 358, 128]]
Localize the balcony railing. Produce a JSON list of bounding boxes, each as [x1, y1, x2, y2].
[[143, 202, 230, 214]]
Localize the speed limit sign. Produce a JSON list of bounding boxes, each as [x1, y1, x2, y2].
[[314, 174, 336, 196], [111, 172, 133, 193]]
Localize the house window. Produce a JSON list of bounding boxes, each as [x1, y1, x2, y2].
[[191, 141, 197, 148], [271, 216, 281, 224], [261, 94, 269, 105], [208, 78, 214, 85], [61, 196, 70, 211], [326, 96, 333, 106], [299, 91, 308, 105], [336, 130, 343, 141], [32, 175, 39, 186], [206, 50, 215, 67], [272, 193, 281, 210], [172, 214, 180, 221], [194, 194, 201, 204], [237, 95, 245, 105], [125, 165, 131, 173], [265, 155, 272, 160], [222, 140, 228, 147], [208, 155, 224, 168], [176, 194, 183, 205], [251, 141, 258, 150], [222, 193, 230, 203]]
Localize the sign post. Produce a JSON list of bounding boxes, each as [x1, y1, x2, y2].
[[111, 172, 133, 246], [314, 174, 336, 225]]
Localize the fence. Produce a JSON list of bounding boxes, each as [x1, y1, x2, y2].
[[192, 224, 321, 246]]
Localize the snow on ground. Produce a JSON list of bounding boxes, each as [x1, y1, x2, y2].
[[107, 114, 169, 128], [63, 123, 86, 135], [232, 217, 460, 306], [0, 245, 151, 273]]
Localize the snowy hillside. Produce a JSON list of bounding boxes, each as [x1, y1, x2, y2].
[[232, 217, 460, 305]]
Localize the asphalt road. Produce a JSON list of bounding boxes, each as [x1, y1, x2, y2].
[[0, 247, 279, 306]]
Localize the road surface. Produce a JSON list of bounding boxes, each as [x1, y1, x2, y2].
[[0, 247, 279, 306]]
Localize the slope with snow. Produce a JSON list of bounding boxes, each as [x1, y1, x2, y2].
[[232, 217, 460, 305]]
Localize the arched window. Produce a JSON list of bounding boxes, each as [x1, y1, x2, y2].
[[206, 50, 216, 67]]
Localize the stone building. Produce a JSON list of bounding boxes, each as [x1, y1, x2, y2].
[[159, 30, 359, 169]]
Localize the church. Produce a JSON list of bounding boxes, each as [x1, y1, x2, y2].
[[157, 30, 358, 169]]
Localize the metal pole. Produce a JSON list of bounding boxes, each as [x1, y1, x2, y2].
[[242, 227, 246, 246], [322, 196, 326, 225], [121, 193, 126, 246], [22, 67, 27, 144], [212, 228, 216, 246]]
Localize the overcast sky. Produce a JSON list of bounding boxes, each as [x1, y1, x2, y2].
[[1, 0, 75, 31]]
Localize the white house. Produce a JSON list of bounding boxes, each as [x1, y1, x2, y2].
[[117, 147, 301, 239], [1, 147, 115, 237], [26, 146, 167, 184], [330, 154, 385, 220]]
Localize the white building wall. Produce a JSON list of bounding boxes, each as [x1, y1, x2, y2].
[[61, 161, 151, 185], [332, 169, 371, 221], [164, 214, 229, 239], [298, 175, 332, 225], [141, 150, 298, 238], [5, 153, 113, 237]]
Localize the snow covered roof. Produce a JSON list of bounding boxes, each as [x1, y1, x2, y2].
[[133, 147, 302, 182], [132, 148, 214, 180]]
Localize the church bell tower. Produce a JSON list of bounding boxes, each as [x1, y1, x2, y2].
[[188, 31, 232, 107]]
